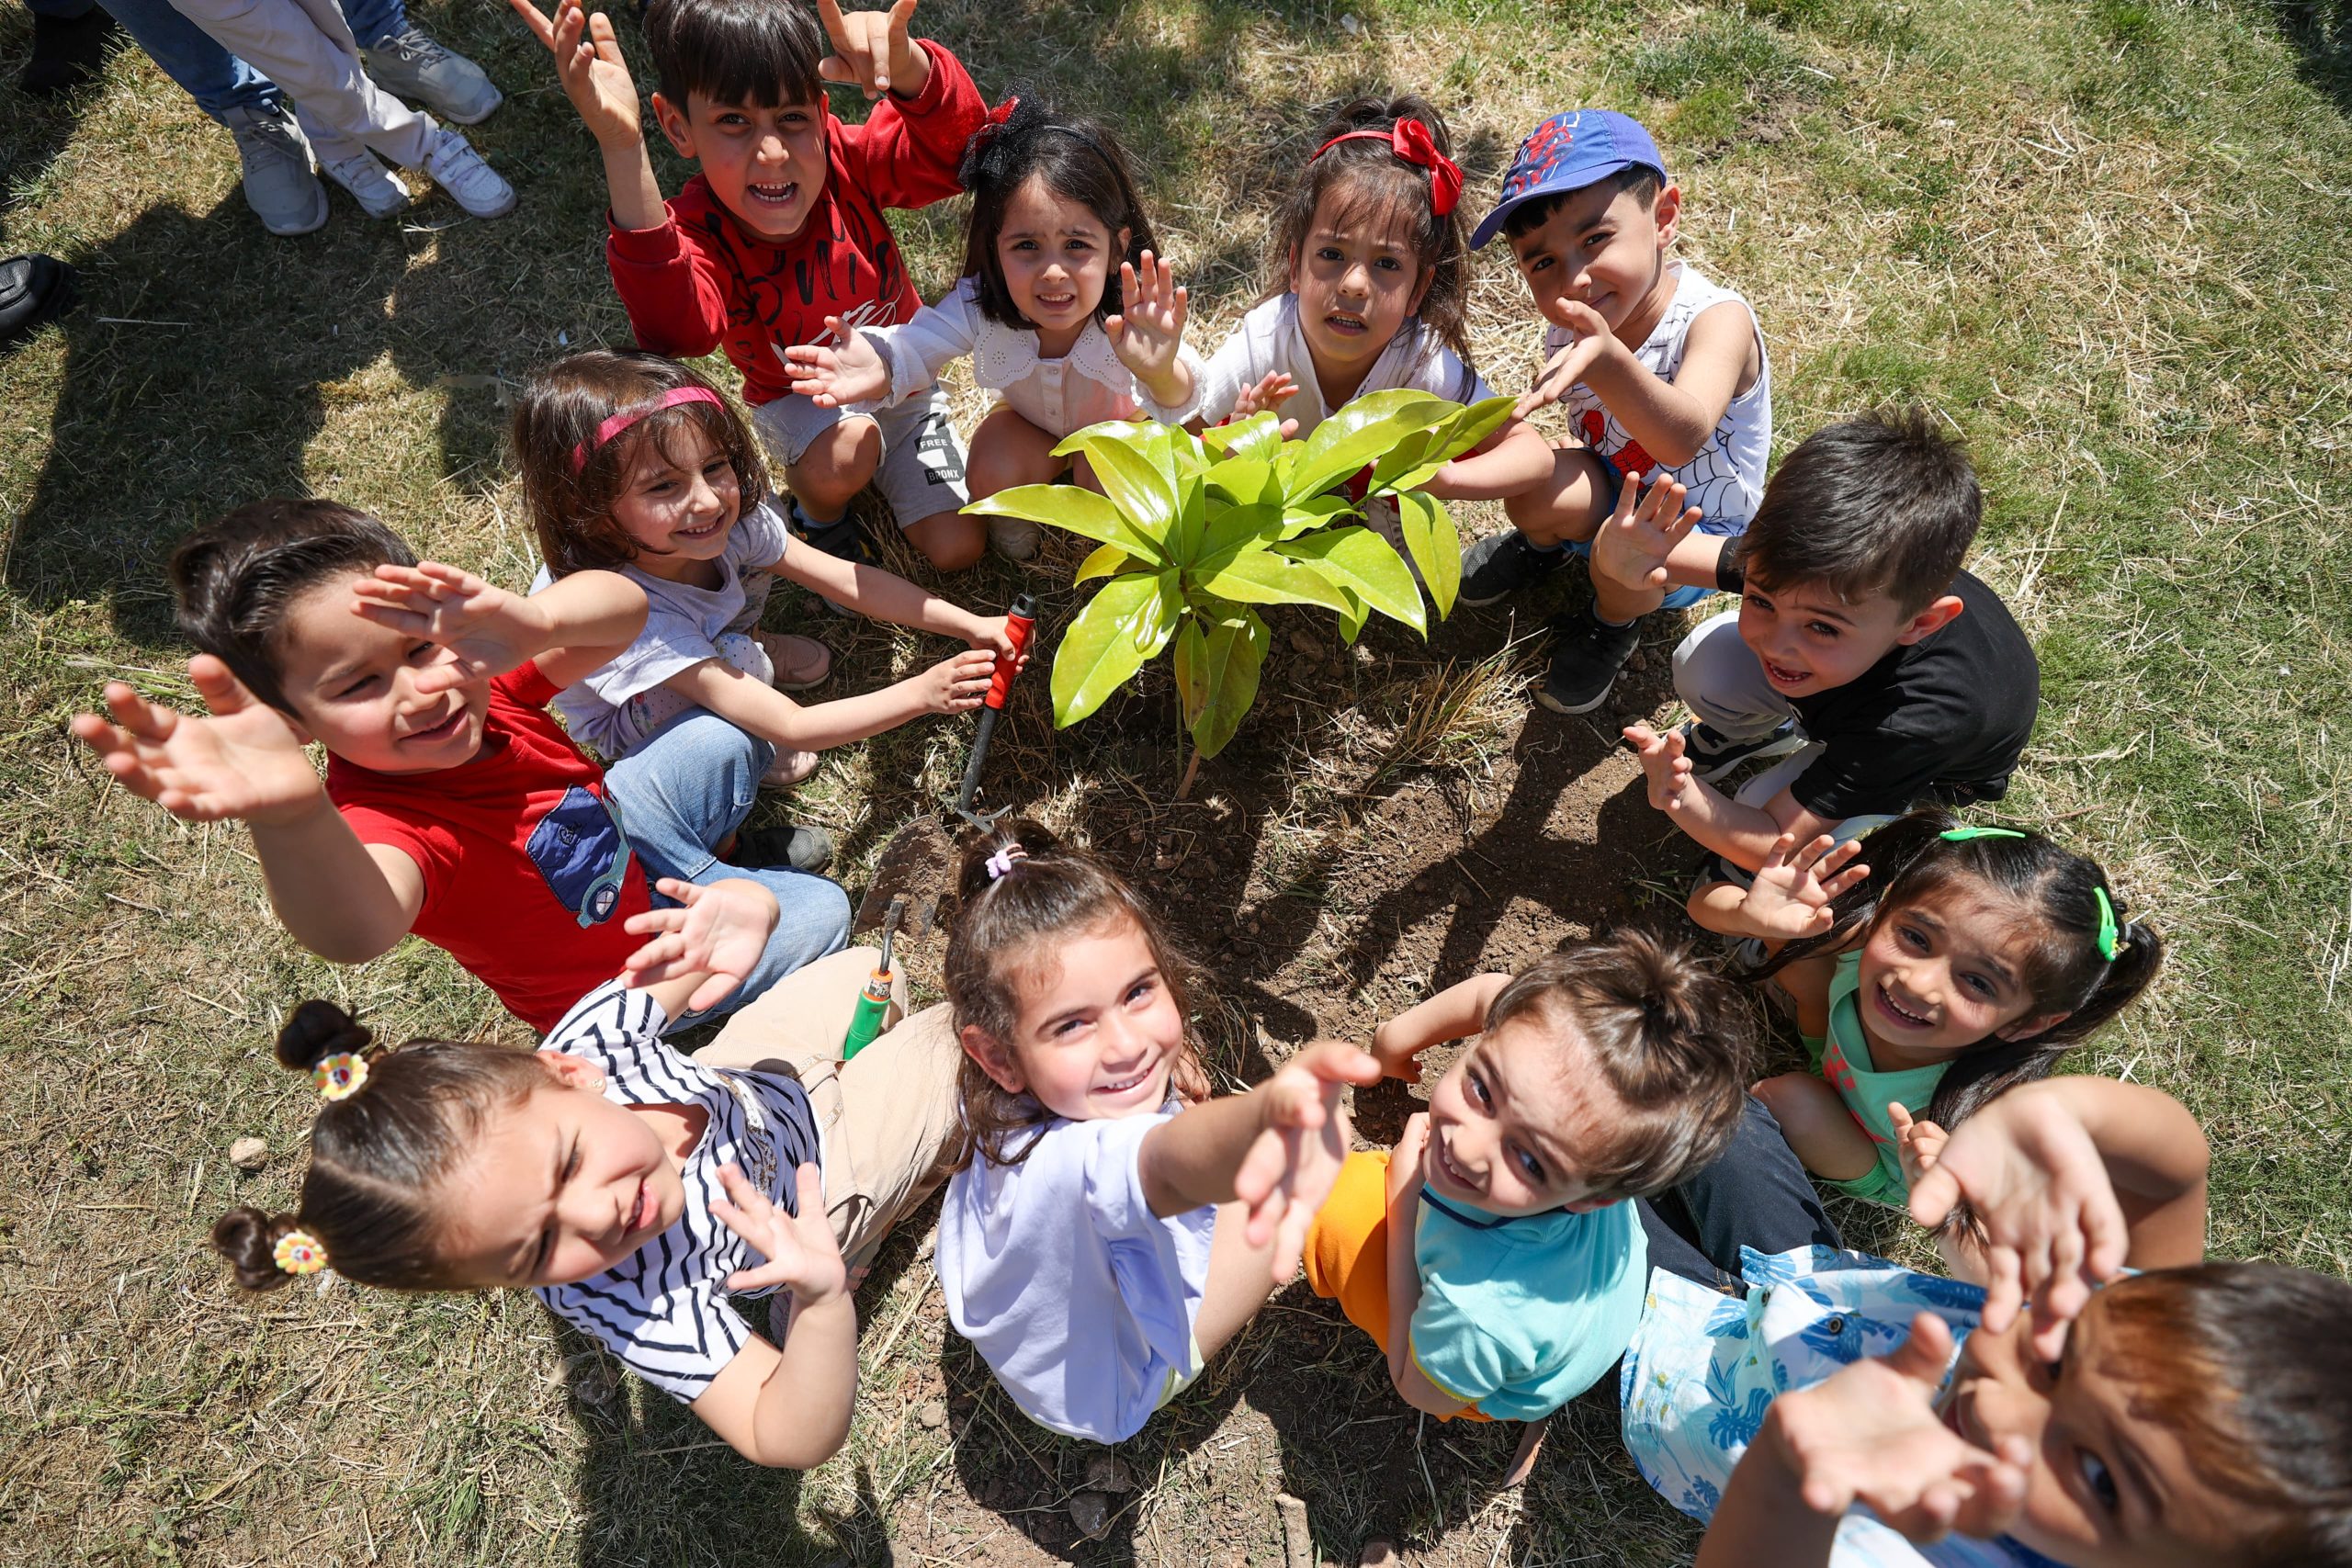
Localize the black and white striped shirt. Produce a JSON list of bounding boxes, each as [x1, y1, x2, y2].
[[534, 981, 821, 1403]]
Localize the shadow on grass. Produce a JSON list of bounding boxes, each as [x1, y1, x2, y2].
[[2272, 0, 2352, 111]]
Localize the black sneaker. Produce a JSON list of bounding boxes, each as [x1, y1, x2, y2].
[[734, 822, 835, 875], [20, 6, 118, 96], [1536, 609, 1644, 716], [1457, 530, 1572, 608], [788, 503, 868, 618], [1679, 717, 1805, 783]]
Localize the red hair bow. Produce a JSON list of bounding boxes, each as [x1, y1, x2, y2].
[[1313, 118, 1464, 218]]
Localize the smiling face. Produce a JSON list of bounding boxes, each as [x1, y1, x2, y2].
[[1853, 881, 2068, 1059], [992, 175, 1125, 347], [607, 422, 742, 583], [1289, 194, 1433, 405], [653, 90, 830, 243], [1506, 175, 1679, 340], [1419, 1017, 1623, 1219], [1943, 1297, 2241, 1566], [275, 574, 489, 774], [1735, 573, 1959, 699], [435, 1058, 693, 1288], [962, 913, 1187, 1122]]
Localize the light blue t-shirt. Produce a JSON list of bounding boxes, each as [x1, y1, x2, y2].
[[1408, 1190, 1649, 1422], [936, 1104, 1216, 1444]]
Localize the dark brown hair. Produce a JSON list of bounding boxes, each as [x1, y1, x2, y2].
[[1736, 408, 1981, 616], [513, 350, 769, 578], [942, 820, 1211, 1170], [2095, 1265, 2352, 1565], [1498, 164, 1664, 243], [211, 1001, 548, 1292], [640, 0, 823, 112], [1264, 94, 1474, 372], [1749, 807, 2164, 1134], [957, 95, 1154, 330], [170, 498, 418, 716], [1483, 929, 1756, 1200]]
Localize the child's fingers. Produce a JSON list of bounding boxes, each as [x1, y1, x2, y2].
[[186, 654, 264, 716], [508, 0, 558, 46], [684, 971, 741, 1013]]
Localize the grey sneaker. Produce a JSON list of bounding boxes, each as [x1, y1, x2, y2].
[[322, 150, 412, 219], [986, 514, 1040, 561], [421, 128, 516, 219], [220, 103, 327, 237], [1678, 717, 1805, 783], [361, 25, 502, 125]]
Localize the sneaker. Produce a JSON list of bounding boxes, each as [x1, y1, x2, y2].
[[360, 25, 503, 125], [1678, 717, 1805, 783], [1458, 530, 1571, 609], [220, 103, 328, 237], [790, 504, 869, 617], [987, 514, 1039, 562], [761, 749, 820, 787], [752, 629, 832, 691], [1535, 608, 1644, 716], [20, 5, 118, 96], [734, 822, 835, 874], [421, 127, 516, 219], [322, 151, 412, 219]]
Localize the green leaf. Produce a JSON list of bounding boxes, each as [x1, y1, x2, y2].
[[966, 483, 1164, 566], [1179, 610, 1269, 760], [1050, 571, 1161, 726], [1370, 395, 1521, 494], [1335, 588, 1370, 646], [1073, 543, 1131, 584], [1133, 569, 1183, 657], [1191, 502, 1284, 576], [1191, 546, 1353, 614], [1167, 470, 1207, 569], [1286, 389, 1460, 501], [1053, 424, 1180, 528], [1273, 526, 1426, 636], [1199, 410, 1284, 461], [1396, 490, 1463, 619], [1278, 493, 1356, 538], [1204, 456, 1277, 509]]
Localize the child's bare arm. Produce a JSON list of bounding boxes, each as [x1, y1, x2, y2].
[[1381, 1115, 1474, 1416], [510, 0, 667, 231], [692, 1164, 857, 1468], [772, 543, 1023, 656], [669, 648, 994, 752], [1554, 298, 1756, 469], [1420, 416, 1558, 502], [1623, 726, 1844, 873], [1753, 1074, 1880, 1184], [1370, 973, 1511, 1082], [71, 660, 424, 962], [352, 563, 649, 692]]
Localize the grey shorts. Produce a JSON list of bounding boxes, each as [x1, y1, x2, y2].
[[751, 385, 970, 532]]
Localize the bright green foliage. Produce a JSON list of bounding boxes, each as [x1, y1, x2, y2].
[[965, 389, 1515, 762]]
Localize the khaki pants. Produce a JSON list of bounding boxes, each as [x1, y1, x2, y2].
[[694, 947, 964, 1270]]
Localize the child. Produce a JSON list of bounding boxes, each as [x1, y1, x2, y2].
[[1455, 109, 1771, 718], [69, 499, 847, 1035], [1697, 813, 2163, 1209], [1614, 411, 2040, 875], [782, 96, 1204, 560], [1191, 96, 1553, 491], [1623, 1071, 2352, 1568], [213, 876, 971, 1470], [516, 0, 994, 570], [932, 824, 1382, 1445], [514, 349, 1020, 779], [1305, 934, 1754, 1450]]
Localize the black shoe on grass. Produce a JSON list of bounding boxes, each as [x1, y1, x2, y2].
[[1457, 530, 1571, 608], [734, 823, 835, 875], [1536, 609, 1644, 716]]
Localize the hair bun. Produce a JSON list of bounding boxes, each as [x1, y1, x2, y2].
[[274, 999, 371, 1072], [211, 1207, 299, 1292]]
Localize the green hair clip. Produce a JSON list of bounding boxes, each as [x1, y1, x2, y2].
[[2094, 886, 2123, 963], [1939, 826, 2027, 842]]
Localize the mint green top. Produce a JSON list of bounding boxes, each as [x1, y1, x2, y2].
[[1802, 951, 1951, 1205]]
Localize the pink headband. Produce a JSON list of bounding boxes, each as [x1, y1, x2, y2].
[[571, 386, 724, 471], [1313, 118, 1464, 218]]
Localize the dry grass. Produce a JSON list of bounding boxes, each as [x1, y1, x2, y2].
[[4, 0, 2351, 1562]]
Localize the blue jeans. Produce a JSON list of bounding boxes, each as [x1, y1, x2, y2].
[[67, 0, 406, 121], [1636, 1098, 1844, 1291], [602, 709, 852, 1030]]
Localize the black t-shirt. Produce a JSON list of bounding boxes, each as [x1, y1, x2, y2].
[[1785, 570, 2039, 819]]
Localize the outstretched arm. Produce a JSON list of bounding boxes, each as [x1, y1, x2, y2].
[[509, 0, 667, 231], [669, 647, 995, 752], [352, 563, 648, 691], [692, 1164, 857, 1468], [1420, 416, 1557, 502], [1380, 1114, 1474, 1416], [1532, 299, 1755, 471], [1369, 973, 1510, 1083]]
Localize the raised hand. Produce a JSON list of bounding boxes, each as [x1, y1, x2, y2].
[[1589, 468, 1702, 595], [712, 1163, 851, 1301], [1233, 1041, 1382, 1283], [918, 648, 998, 715], [352, 562, 547, 693], [1622, 723, 1697, 816], [1514, 299, 1612, 417], [1105, 252, 1191, 400], [511, 0, 642, 146], [1771, 1314, 2032, 1541], [70, 657, 324, 827], [1888, 1102, 1951, 1195], [1736, 831, 1869, 941], [781, 317, 892, 408], [815, 0, 925, 99], [1231, 369, 1300, 435], [623, 876, 782, 1012]]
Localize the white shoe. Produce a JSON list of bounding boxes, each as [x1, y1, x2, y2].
[[322, 151, 412, 219], [421, 127, 515, 219], [361, 25, 502, 125], [220, 102, 327, 236]]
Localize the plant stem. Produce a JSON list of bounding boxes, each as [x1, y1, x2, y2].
[[1177, 748, 1202, 801]]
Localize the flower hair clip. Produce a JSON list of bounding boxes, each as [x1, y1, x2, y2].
[[984, 844, 1028, 882], [312, 1052, 369, 1101], [273, 1229, 329, 1276]]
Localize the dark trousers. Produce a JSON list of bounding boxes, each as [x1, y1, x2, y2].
[[1636, 1097, 1843, 1291]]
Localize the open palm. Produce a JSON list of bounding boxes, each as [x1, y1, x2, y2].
[[510, 0, 642, 146], [714, 1164, 849, 1300], [70, 657, 323, 827]]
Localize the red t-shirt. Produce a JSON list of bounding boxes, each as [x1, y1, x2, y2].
[[605, 40, 991, 407], [327, 664, 652, 1033]]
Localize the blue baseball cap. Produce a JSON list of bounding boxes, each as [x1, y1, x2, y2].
[[1470, 110, 1669, 250]]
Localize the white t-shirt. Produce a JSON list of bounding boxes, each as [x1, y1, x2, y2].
[[1546, 261, 1770, 532], [534, 979, 823, 1404], [935, 1103, 1216, 1443], [1191, 293, 1495, 438], [862, 276, 1206, 436], [537, 498, 794, 758]]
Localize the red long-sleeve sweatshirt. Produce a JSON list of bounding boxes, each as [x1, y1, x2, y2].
[[605, 39, 989, 407]]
